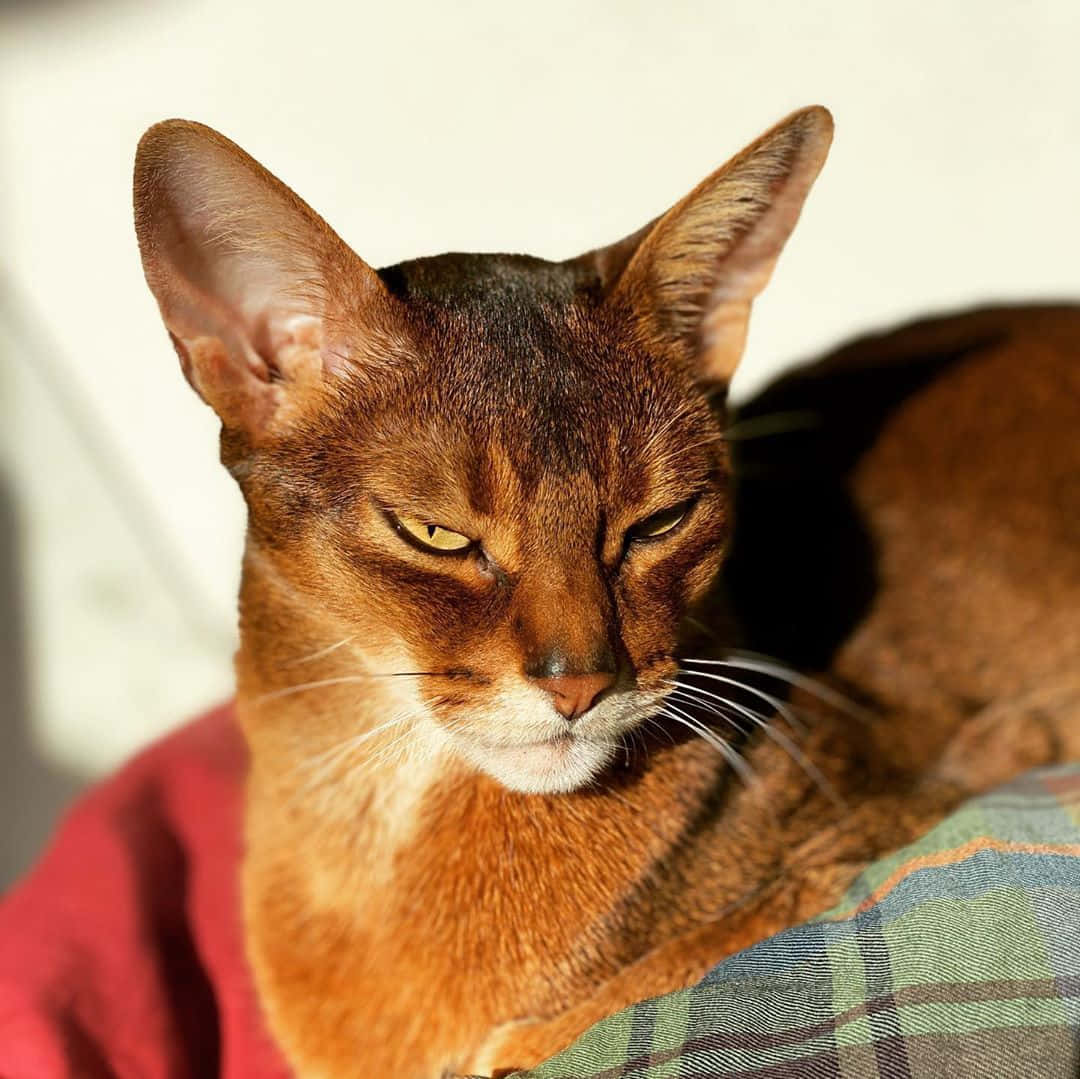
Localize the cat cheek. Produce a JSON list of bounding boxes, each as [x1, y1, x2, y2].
[[682, 554, 725, 604]]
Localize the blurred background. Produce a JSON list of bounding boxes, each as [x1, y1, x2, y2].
[[1, 0, 1077, 885]]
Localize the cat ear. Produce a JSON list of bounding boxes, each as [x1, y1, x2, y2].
[[134, 120, 398, 441], [579, 106, 833, 381]]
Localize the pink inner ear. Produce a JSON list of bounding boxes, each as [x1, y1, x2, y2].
[[249, 307, 320, 368], [174, 332, 283, 434], [263, 314, 331, 384]]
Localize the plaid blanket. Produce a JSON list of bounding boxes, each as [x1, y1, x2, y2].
[[518, 766, 1080, 1079]]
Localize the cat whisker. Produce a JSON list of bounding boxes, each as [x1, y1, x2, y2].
[[283, 635, 357, 668], [685, 651, 875, 724], [256, 674, 385, 704], [676, 664, 807, 736], [256, 671, 455, 704], [649, 428, 727, 465], [664, 686, 753, 736], [664, 680, 844, 808], [722, 409, 822, 441], [681, 613, 722, 642], [301, 709, 429, 791], [678, 619, 870, 724], [346, 718, 434, 783], [675, 432, 726, 452], [655, 703, 758, 790], [299, 711, 418, 785], [304, 719, 433, 818], [612, 725, 646, 773], [303, 694, 473, 795], [642, 715, 678, 747]]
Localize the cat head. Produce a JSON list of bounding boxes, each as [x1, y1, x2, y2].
[[134, 107, 832, 794]]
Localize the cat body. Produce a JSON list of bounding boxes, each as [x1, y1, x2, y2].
[[133, 109, 1079, 1077]]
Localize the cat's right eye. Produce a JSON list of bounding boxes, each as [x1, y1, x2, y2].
[[624, 498, 697, 549], [389, 511, 474, 556]]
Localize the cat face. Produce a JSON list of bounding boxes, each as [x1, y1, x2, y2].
[[236, 257, 729, 790], [134, 108, 832, 792]]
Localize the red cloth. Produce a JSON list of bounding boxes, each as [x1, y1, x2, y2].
[[0, 705, 291, 1078]]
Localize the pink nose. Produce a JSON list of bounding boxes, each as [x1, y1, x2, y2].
[[534, 672, 615, 722]]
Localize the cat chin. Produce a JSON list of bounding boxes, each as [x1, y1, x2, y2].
[[461, 735, 617, 795]]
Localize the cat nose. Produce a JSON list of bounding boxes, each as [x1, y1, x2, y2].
[[534, 672, 616, 722]]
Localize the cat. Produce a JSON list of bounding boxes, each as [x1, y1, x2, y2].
[[133, 106, 1080, 1077]]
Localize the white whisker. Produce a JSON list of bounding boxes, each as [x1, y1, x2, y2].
[[687, 653, 875, 723], [348, 722, 428, 781], [657, 703, 758, 790], [665, 680, 844, 808], [677, 665, 807, 735], [257, 674, 379, 703], [664, 687, 750, 734], [642, 715, 678, 746], [284, 635, 357, 668], [256, 670, 440, 704], [300, 712, 416, 784], [302, 709, 428, 791]]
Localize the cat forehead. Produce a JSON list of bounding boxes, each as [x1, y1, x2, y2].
[[379, 253, 686, 402], [294, 252, 718, 501], [342, 357, 716, 520], [387, 315, 697, 470]]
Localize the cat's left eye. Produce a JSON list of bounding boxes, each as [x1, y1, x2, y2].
[[626, 499, 695, 545], [392, 512, 474, 555]]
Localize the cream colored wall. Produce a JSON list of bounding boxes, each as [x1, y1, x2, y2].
[[1, 0, 1078, 780]]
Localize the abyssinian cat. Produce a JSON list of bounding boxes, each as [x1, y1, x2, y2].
[[133, 106, 1080, 1077]]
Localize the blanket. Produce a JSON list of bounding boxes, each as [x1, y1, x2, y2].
[[518, 767, 1080, 1078], [1, 707, 1078, 1078]]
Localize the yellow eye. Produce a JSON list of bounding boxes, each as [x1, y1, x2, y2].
[[394, 513, 474, 554], [629, 500, 693, 543]]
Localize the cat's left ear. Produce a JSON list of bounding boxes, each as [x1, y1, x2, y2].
[[577, 106, 833, 381], [134, 120, 401, 442]]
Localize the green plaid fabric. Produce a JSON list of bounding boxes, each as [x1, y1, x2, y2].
[[518, 766, 1080, 1078]]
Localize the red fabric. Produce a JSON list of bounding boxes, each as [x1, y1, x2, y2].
[[0, 705, 291, 1078]]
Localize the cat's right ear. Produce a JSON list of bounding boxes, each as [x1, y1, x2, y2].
[[577, 106, 833, 383], [134, 120, 399, 442]]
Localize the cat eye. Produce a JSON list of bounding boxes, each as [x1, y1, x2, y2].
[[626, 499, 695, 545], [391, 512, 474, 555]]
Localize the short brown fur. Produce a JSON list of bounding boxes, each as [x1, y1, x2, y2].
[[133, 109, 1079, 1077]]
